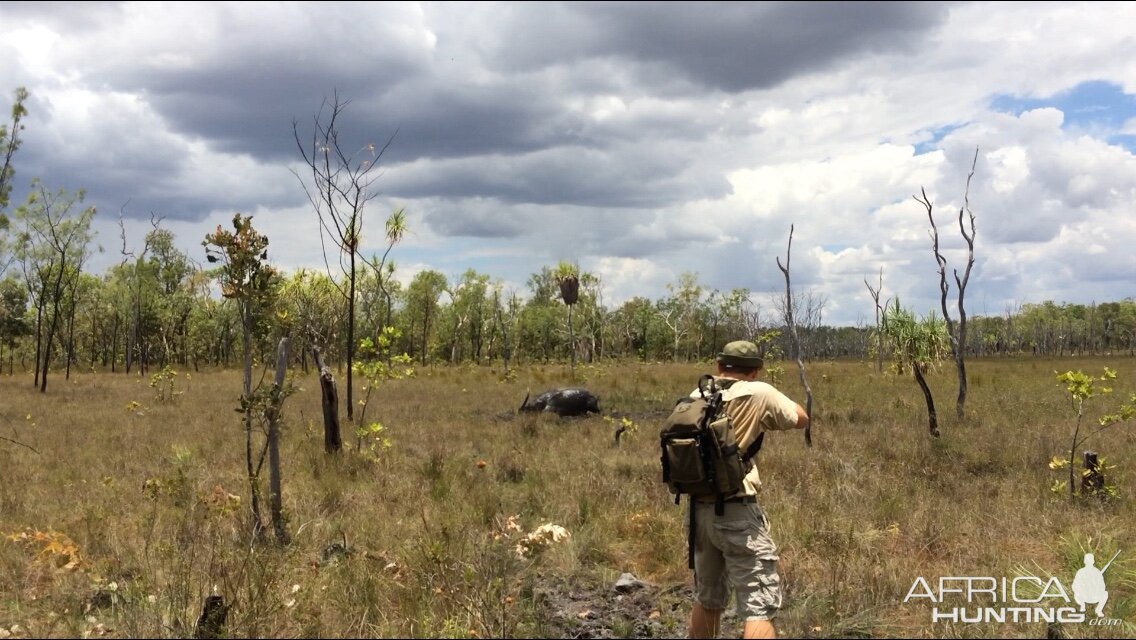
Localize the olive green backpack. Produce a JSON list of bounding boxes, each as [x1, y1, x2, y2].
[[659, 375, 764, 566]]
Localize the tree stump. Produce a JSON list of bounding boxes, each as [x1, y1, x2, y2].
[[1081, 451, 1105, 497], [311, 346, 342, 453], [194, 594, 229, 639]]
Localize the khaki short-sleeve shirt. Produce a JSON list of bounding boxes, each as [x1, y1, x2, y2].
[[689, 376, 800, 495]]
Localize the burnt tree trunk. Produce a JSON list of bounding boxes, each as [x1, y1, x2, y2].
[[913, 364, 940, 437], [311, 346, 342, 454], [194, 594, 229, 639], [266, 337, 291, 545], [1081, 451, 1105, 498]]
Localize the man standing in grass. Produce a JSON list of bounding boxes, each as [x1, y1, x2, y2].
[[685, 340, 809, 639]]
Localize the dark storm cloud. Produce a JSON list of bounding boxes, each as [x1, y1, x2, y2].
[[489, 1, 951, 93], [390, 141, 731, 208], [2, 1, 953, 228], [78, 23, 431, 161], [369, 80, 571, 163]]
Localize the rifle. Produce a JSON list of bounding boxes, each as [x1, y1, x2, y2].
[[1100, 550, 1121, 574]]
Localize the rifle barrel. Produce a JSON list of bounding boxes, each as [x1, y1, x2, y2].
[[1101, 549, 1121, 574]]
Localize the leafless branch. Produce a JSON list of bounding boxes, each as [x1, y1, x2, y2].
[[0, 434, 39, 454], [776, 224, 814, 447]]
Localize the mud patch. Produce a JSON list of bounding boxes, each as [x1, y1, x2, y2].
[[529, 573, 744, 638]]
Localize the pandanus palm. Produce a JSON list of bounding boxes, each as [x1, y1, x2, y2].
[[555, 262, 580, 372]]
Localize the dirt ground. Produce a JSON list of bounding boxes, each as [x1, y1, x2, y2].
[[531, 573, 744, 639]]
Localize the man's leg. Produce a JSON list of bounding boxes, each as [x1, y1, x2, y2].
[[1096, 592, 1108, 618], [743, 618, 777, 639], [689, 502, 728, 638], [689, 603, 723, 638]]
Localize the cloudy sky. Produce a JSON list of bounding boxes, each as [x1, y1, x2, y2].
[[1, 1, 1134, 327]]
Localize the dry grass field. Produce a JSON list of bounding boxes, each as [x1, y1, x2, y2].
[[1, 356, 1135, 639]]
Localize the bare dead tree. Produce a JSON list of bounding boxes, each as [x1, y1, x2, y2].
[[776, 225, 814, 447], [292, 90, 397, 423], [265, 337, 291, 545], [914, 147, 978, 419], [865, 267, 885, 373], [953, 151, 978, 417]]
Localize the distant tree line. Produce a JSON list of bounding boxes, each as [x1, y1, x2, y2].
[[0, 222, 1133, 380]]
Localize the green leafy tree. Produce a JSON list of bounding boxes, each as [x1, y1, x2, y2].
[[611, 296, 656, 361], [354, 326, 414, 458], [203, 213, 282, 539], [60, 271, 100, 379], [404, 269, 448, 364], [1052, 368, 1136, 499], [0, 87, 29, 274], [0, 275, 29, 373], [518, 267, 563, 362], [882, 298, 950, 437], [659, 271, 704, 361], [573, 271, 605, 363], [278, 268, 343, 372], [13, 181, 97, 392], [489, 284, 521, 372], [363, 209, 407, 348], [119, 222, 196, 370], [147, 227, 195, 366], [442, 268, 491, 364]]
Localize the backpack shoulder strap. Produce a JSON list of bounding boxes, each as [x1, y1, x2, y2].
[[713, 377, 763, 461], [742, 431, 765, 461]]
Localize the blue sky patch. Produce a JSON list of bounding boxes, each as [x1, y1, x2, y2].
[[914, 123, 964, 155], [989, 80, 1136, 150]]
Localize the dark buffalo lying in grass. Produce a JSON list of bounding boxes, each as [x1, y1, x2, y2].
[[519, 388, 601, 417]]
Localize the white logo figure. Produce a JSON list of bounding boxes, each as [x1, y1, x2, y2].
[[1072, 551, 1119, 618]]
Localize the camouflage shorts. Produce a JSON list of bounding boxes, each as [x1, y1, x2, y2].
[[688, 500, 782, 620]]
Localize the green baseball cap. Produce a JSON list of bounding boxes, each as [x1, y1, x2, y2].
[[717, 340, 764, 369]]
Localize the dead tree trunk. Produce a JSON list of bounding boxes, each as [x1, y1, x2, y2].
[[194, 594, 229, 639], [952, 148, 979, 420], [1081, 451, 1105, 498], [311, 345, 342, 453], [777, 224, 814, 447], [913, 364, 940, 438], [917, 147, 978, 420], [266, 337, 291, 545], [865, 267, 885, 374]]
